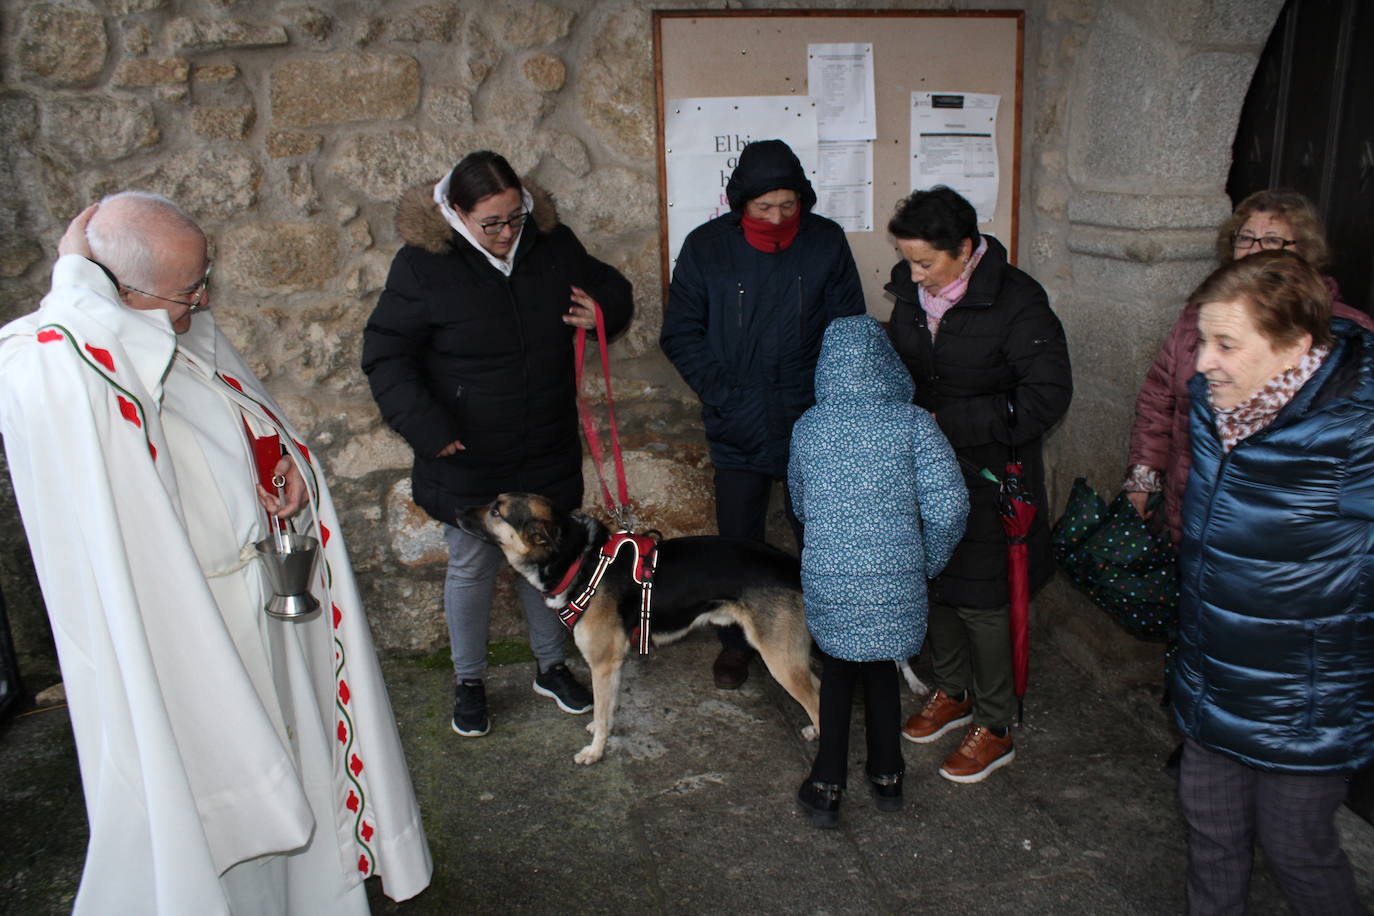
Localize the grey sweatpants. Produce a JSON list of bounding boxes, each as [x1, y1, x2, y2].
[[443, 523, 568, 680]]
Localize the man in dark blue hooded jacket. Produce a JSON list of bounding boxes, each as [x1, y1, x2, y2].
[[661, 139, 865, 688]]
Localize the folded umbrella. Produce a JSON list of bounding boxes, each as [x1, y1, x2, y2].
[[998, 459, 1036, 725]]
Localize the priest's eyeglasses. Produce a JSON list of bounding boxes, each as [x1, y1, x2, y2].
[[1232, 232, 1296, 251], [476, 212, 529, 235], [117, 263, 211, 313]]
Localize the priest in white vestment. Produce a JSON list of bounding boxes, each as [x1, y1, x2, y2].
[[0, 193, 433, 914]]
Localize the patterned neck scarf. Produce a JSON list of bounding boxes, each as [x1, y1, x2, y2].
[[1212, 344, 1330, 452], [919, 236, 988, 337]]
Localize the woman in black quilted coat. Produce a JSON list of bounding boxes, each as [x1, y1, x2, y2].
[[886, 186, 1071, 784], [362, 151, 632, 738]]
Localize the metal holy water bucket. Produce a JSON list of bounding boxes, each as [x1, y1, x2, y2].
[[254, 532, 321, 619]]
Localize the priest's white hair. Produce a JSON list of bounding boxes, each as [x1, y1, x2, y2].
[[86, 190, 203, 290]]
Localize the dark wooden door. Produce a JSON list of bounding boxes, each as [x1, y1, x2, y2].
[[1228, 0, 1374, 311]]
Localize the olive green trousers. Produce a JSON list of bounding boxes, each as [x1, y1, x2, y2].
[[927, 601, 1016, 729]]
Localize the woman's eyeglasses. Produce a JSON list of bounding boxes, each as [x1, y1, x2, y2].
[[1232, 232, 1296, 251], [476, 212, 529, 236]]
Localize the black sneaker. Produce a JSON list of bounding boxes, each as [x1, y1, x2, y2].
[[532, 662, 593, 714], [452, 679, 490, 737]]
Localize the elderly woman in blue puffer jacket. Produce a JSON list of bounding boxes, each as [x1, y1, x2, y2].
[[788, 315, 968, 828], [1173, 251, 1374, 915]]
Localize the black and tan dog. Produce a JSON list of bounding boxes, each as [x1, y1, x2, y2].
[[466, 492, 821, 764]]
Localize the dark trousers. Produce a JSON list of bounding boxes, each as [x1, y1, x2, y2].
[[927, 600, 1016, 728], [808, 653, 903, 787], [1178, 738, 1363, 916], [714, 467, 803, 650]]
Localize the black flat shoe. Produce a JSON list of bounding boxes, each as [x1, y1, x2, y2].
[[867, 771, 904, 812], [796, 779, 842, 829]]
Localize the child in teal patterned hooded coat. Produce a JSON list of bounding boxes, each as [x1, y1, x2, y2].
[[788, 314, 968, 827]]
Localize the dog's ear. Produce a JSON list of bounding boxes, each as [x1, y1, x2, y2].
[[523, 518, 559, 551]]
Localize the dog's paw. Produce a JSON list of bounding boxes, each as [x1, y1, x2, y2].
[[801, 724, 819, 741], [574, 744, 603, 765], [586, 720, 597, 734]]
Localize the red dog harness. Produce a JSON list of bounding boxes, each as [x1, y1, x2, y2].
[[552, 532, 659, 654]]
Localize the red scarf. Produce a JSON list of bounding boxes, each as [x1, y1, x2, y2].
[[741, 211, 801, 252]]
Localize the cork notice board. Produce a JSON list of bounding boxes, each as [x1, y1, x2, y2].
[[654, 10, 1023, 319]]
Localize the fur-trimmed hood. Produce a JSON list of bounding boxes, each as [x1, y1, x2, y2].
[[394, 179, 560, 255]]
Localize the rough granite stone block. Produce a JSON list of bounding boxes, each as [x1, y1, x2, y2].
[[523, 53, 567, 92], [270, 53, 421, 126], [221, 222, 338, 292], [91, 150, 261, 217], [425, 86, 473, 126], [486, 0, 575, 48], [192, 104, 255, 140], [166, 17, 288, 52], [280, 4, 334, 43], [17, 4, 108, 87], [327, 130, 457, 202], [386, 478, 448, 567], [384, 4, 458, 43], [194, 64, 239, 83], [266, 130, 322, 158], [42, 98, 159, 162], [550, 166, 657, 238]]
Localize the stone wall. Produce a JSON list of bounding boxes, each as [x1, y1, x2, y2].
[[1015, 0, 1283, 681], [0, 0, 1282, 689]]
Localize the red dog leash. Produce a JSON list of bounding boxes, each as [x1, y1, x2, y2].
[[574, 303, 632, 527], [569, 300, 660, 652]]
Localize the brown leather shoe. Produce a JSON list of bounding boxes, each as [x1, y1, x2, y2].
[[712, 646, 752, 689], [901, 688, 973, 744], [938, 726, 1015, 784]]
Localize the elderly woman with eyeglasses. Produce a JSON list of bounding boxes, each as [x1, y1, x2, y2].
[[362, 151, 633, 738], [1124, 189, 1373, 540], [1172, 251, 1372, 915]]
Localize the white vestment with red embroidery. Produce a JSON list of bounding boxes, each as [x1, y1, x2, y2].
[[0, 256, 432, 915]]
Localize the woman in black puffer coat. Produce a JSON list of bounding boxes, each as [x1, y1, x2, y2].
[[362, 151, 632, 737], [885, 187, 1071, 784]]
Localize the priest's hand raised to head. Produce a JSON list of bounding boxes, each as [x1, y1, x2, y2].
[[256, 455, 308, 518], [59, 204, 99, 260]]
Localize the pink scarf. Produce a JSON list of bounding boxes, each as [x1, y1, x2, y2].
[[919, 237, 988, 337], [1212, 344, 1329, 452]]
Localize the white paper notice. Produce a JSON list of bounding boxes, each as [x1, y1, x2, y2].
[[807, 43, 876, 141], [910, 92, 1000, 222], [816, 140, 873, 232], [663, 96, 819, 266]]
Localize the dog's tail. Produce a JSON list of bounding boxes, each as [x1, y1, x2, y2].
[[898, 657, 929, 696]]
